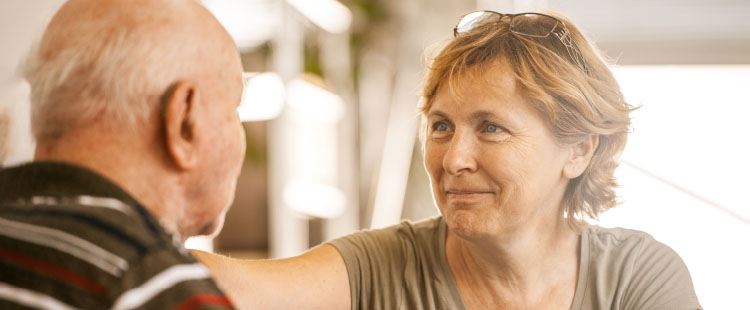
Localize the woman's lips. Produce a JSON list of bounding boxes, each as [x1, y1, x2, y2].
[[445, 190, 493, 204]]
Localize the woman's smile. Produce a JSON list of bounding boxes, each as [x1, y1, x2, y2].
[[445, 190, 494, 204]]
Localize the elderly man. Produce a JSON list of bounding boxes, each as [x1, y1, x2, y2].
[[0, 0, 244, 308]]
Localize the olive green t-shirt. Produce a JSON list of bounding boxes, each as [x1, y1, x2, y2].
[[328, 216, 701, 310]]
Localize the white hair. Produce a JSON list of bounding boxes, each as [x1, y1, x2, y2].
[[23, 1, 198, 142]]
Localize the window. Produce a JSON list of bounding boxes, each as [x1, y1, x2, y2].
[[597, 66, 750, 309]]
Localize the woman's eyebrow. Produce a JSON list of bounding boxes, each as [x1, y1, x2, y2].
[[427, 110, 449, 118]]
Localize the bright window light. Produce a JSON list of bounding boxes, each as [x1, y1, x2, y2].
[[0, 79, 34, 166], [184, 235, 213, 252], [201, 0, 278, 49], [286, 0, 352, 34], [282, 74, 346, 219], [237, 72, 285, 122], [597, 65, 750, 309], [284, 179, 346, 219], [286, 77, 345, 123]]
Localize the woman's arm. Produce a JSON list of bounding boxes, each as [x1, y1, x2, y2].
[[193, 244, 351, 310]]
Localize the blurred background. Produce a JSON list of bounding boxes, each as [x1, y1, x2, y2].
[[1, 0, 748, 308]]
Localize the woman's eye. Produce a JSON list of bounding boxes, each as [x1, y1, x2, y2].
[[430, 121, 451, 139], [486, 124, 499, 133]]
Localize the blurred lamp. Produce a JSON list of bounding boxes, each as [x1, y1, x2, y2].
[[287, 0, 352, 34], [284, 179, 346, 219], [282, 74, 347, 219], [286, 76, 345, 123], [201, 0, 278, 50], [237, 72, 285, 122]]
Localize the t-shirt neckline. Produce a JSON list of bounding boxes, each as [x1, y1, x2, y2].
[[570, 228, 590, 309], [437, 217, 590, 310], [437, 217, 468, 310]]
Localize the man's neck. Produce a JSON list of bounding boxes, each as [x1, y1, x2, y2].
[[34, 129, 185, 238]]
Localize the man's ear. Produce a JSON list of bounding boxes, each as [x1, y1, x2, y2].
[[163, 82, 200, 170], [563, 134, 599, 179]]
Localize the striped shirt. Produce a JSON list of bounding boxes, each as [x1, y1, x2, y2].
[[0, 161, 235, 310]]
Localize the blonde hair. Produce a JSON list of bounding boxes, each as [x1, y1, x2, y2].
[[419, 12, 635, 230]]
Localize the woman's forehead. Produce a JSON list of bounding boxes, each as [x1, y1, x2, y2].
[[432, 63, 520, 108]]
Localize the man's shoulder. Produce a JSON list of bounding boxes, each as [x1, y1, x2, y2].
[[1, 191, 170, 255], [0, 160, 170, 253], [0, 162, 228, 309], [0, 161, 141, 205], [0, 189, 179, 276], [0, 188, 231, 309]]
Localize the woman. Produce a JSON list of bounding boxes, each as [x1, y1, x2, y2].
[[196, 11, 701, 309]]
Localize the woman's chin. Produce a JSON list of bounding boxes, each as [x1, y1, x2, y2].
[[445, 209, 497, 240]]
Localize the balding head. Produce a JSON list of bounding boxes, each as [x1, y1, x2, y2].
[[26, 0, 246, 239], [25, 0, 241, 141]]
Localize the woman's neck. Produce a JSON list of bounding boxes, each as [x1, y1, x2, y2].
[[446, 216, 582, 309]]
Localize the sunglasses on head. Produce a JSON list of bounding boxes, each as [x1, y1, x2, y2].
[[454, 11, 589, 74]]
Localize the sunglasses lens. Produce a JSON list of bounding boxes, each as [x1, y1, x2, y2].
[[509, 13, 561, 37], [455, 11, 500, 35]]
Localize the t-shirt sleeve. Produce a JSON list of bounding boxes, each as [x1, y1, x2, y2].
[[327, 225, 408, 310], [621, 236, 702, 310]]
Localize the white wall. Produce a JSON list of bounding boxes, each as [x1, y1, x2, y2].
[[0, 0, 65, 166]]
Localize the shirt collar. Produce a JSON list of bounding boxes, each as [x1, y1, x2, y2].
[[0, 161, 141, 208]]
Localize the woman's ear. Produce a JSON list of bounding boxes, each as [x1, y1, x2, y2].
[[163, 82, 200, 170], [563, 134, 599, 179]]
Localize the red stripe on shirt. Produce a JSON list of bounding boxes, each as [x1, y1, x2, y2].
[[171, 293, 234, 310], [0, 247, 105, 296]]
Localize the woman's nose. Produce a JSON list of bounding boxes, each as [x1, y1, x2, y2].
[[442, 131, 477, 175]]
